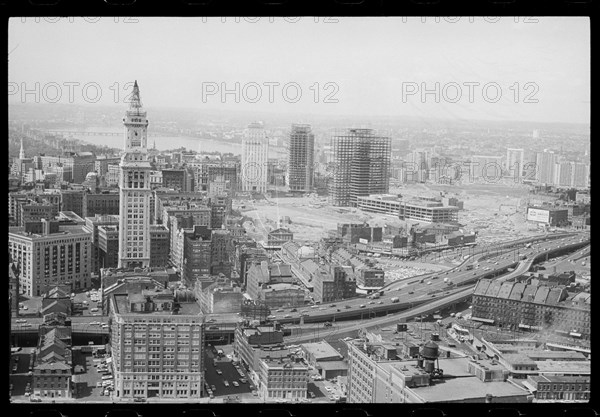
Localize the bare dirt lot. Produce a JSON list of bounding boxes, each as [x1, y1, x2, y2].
[[242, 181, 547, 249]]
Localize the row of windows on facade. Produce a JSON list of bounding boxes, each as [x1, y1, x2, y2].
[[123, 375, 202, 381], [121, 389, 198, 396], [122, 331, 200, 338], [265, 390, 306, 398]]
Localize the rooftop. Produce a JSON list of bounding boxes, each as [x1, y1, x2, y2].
[[112, 293, 202, 316], [535, 360, 591, 375], [9, 225, 90, 238], [302, 341, 344, 361]]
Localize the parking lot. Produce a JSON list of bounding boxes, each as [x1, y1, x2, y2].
[[16, 296, 43, 317], [9, 348, 35, 401], [203, 348, 255, 400], [71, 349, 114, 401]]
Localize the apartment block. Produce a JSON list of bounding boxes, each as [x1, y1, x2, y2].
[[241, 121, 269, 193]]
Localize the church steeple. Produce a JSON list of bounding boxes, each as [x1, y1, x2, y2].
[[19, 137, 25, 159]]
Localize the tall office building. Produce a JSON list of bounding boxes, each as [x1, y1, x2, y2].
[[9, 220, 92, 296], [241, 121, 269, 193], [330, 128, 391, 206], [109, 288, 204, 399], [118, 81, 152, 268], [505, 148, 525, 179], [287, 124, 315, 193], [535, 150, 557, 185]]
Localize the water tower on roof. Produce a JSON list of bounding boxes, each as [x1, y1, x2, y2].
[[417, 336, 444, 381]]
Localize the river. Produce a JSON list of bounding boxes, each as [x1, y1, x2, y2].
[[47, 127, 286, 157]]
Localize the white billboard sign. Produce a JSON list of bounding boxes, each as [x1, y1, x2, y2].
[[527, 208, 550, 223]]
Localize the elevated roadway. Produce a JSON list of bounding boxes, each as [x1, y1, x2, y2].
[[268, 232, 589, 325]]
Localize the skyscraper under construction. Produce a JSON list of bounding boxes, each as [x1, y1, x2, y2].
[[330, 128, 391, 207]]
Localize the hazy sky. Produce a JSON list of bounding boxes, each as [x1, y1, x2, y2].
[[9, 17, 590, 124]]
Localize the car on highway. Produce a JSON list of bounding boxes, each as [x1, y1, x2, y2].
[[329, 304, 336, 307], [359, 304, 366, 308], [284, 314, 292, 318], [345, 305, 352, 309]]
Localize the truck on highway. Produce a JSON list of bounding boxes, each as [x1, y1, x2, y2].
[[391, 297, 400, 303]]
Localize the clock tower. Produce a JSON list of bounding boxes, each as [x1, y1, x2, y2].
[[118, 80, 152, 268]]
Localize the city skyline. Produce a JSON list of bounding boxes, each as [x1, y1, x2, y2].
[[8, 15, 591, 406], [9, 17, 590, 124]]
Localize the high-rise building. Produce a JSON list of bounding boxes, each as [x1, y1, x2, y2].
[[241, 121, 269, 193], [330, 128, 391, 206], [505, 148, 525, 179], [572, 162, 590, 189], [9, 220, 92, 296], [118, 81, 152, 268], [410, 149, 429, 183], [287, 124, 314, 193], [109, 288, 204, 399], [554, 161, 574, 187], [535, 150, 557, 185]]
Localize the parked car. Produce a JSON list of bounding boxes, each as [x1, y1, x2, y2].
[[232, 381, 239, 387], [30, 396, 42, 402], [223, 380, 229, 387], [216, 369, 222, 375]]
